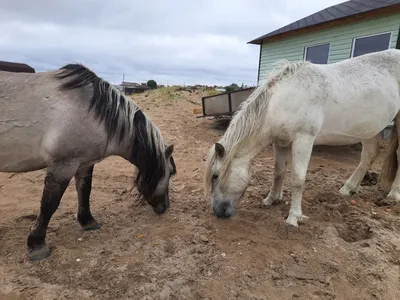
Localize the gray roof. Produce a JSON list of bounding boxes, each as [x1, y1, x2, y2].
[[248, 0, 400, 44]]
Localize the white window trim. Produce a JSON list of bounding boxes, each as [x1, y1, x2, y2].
[[350, 31, 393, 58], [304, 42, 331, 64]]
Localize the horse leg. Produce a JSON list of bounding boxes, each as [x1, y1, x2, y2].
[[263, 143, 290, 207], [286, 133, 315, 227], [384, 115, 400, 202], [339, 135, 380, 196], [27, 163, 77, 261], [75, 165, 101, 231]]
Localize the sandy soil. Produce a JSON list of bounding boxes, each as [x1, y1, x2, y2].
[[1, 89, 400, 300]]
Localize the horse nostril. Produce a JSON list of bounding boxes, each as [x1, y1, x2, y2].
[[220, 201, 230, 211], [214, 201, 233, 218]]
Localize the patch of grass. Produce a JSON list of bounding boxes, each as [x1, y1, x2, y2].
[[150, 86, 181, 100], [160, 87, 180, 99], [129, 87, 181, 102], [204, 89, 221, 96], [201, 87, 220, 97]]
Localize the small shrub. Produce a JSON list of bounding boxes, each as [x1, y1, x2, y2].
[[147, 79, 157, 89], [224, 83, 239, 93]]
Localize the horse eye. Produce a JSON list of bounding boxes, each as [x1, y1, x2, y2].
[[212, 174, 218, 180]]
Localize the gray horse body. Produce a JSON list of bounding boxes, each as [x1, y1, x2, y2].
[[0, 64, 175, 261], [0, 70, 127, 172]]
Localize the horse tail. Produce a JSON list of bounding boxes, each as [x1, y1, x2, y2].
[[380, 123, 399, 192]]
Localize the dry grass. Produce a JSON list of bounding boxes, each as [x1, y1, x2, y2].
[[201, 87, 219, 97], [130, 86, 220, 103]]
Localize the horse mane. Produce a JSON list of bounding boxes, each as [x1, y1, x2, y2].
[[131, 109, 172, 199], [55, 63, 138, 145], [204, 59, 307, 194], [55, 63, 171, 199]]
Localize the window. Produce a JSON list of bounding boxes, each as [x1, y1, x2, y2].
[[351, 32, 392, 57], [304, 43, 330, 64]]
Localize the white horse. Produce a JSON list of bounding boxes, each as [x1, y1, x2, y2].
[[204, 49, 400, 227], [0, 63, 176, 261]]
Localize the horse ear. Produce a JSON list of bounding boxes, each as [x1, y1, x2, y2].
[[215, 143, 225, 158], [165, 144, 174, 158]]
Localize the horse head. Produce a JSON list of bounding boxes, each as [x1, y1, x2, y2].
[[204, 142, 250, 218]]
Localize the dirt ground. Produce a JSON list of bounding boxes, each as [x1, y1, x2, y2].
[[1, 89, 400, 300]]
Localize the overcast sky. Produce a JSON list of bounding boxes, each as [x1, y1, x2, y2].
[[0, 0, 345, 86]]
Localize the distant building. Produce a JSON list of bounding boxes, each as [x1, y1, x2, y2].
[[248, 0, 400, 84], [0, 61, 35, 73], [120, 81, 149, 95]]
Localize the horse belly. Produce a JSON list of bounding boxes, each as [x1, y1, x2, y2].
[[0, 153, 47, 172], [316, 92, 399, 145], [0, 127, 48, 172]]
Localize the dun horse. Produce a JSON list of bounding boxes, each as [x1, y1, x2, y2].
[[205, 49, 400, 227], [0, 64, 176, 261]]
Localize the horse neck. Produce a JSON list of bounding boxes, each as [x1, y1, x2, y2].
[[221, 121, 268, 167], [107, 99, 140, 161], [226, 134, 266, 165], [221, 95, 270, 164]]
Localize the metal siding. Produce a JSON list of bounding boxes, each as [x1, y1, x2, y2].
[[258, 12, 400, 83]]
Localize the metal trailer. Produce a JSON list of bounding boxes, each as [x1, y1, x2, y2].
[[199, 87, 255, 118]]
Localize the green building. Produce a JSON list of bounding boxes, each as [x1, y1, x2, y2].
[[248, 0, 400, 84]]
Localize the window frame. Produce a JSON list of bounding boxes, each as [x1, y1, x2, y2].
[[303, 42, 331, 64], [350, 31, 393, 58]]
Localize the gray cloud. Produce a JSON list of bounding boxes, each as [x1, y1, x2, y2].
[[0, 0, 344, 86]]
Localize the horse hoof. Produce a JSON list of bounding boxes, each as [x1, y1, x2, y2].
[[285, 214, 308, 227], [378, 195, 400, 206], [81, 220, 102, 231], [339, 185, 358, 197], [385, 192, 400, 202], [262, 196, 282, 208], [28, 244, 50, 261], [339, 186, 351, 196], [285, 215, 299, 227], [298, 215, 309, 224]]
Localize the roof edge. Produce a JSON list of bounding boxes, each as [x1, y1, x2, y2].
[[247, 3, 400, 45]]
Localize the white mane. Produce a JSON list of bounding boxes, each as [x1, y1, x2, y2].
[[204, 59, 308, 192]]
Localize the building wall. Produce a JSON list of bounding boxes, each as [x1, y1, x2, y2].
[[258, 12, 400, 83]]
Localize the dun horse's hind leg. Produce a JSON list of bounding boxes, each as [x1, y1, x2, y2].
[[75, 165, 101, 231], [263, 143, 290, 207], [339, 135, 380, 196], [27, 163, 77, 261], [286, 133, 315, 227]]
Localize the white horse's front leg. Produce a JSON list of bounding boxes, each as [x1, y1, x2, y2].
[[339, 135, 380, 196], [286, 134, 315, 227], [263, 143, 290, 207]]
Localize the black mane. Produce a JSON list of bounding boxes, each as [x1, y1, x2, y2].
[[131, 110, 169, 199], [55, 63, 132, 144]]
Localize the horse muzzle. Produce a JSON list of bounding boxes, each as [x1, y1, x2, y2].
[[150, 195, 170, 214], [213, 201, 235, 218]]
